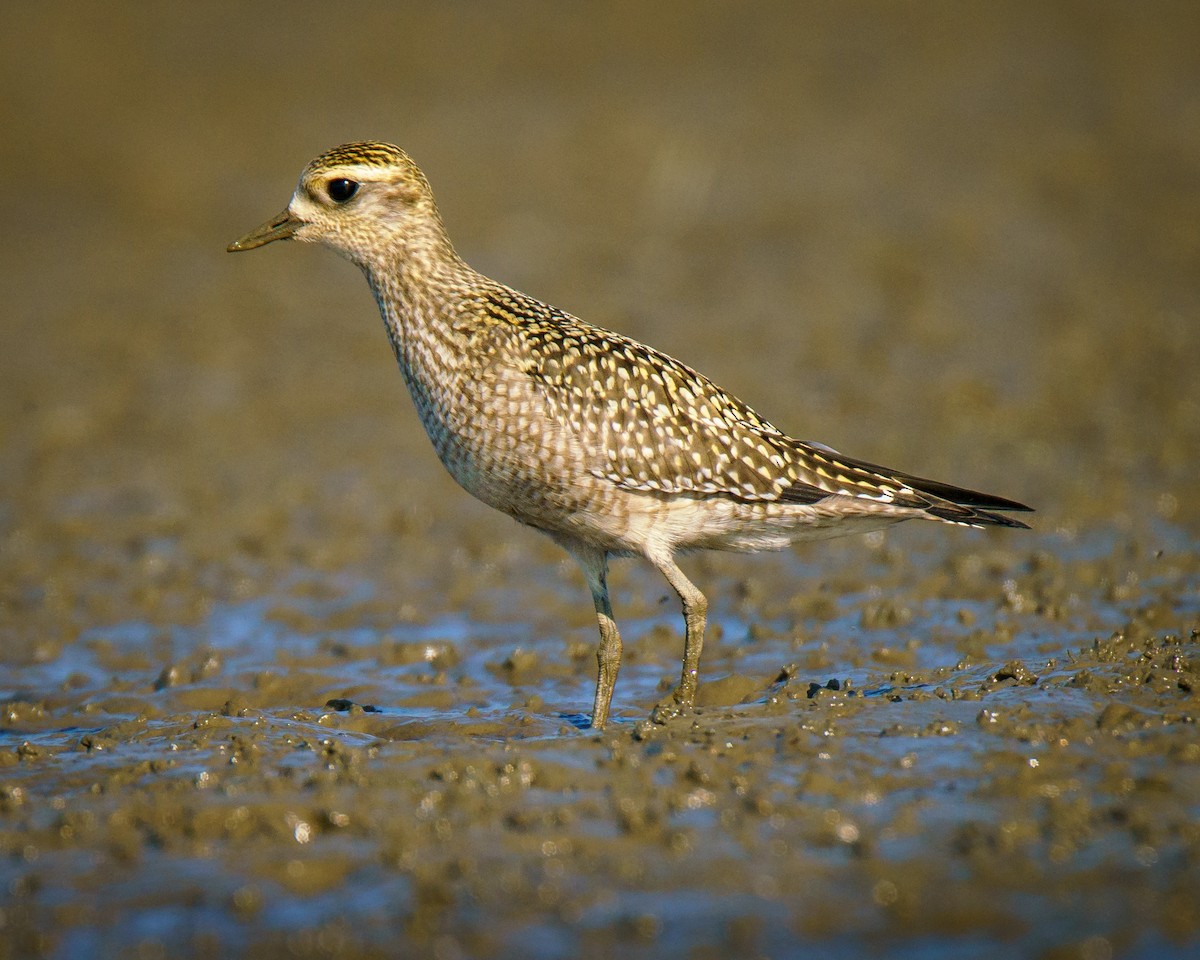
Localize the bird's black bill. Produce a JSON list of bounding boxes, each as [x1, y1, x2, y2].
[[227, 210, 302, 252]]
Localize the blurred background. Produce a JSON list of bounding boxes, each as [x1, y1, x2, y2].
[[2, 4, 1199, 958], [3, 3, 1196, 597]]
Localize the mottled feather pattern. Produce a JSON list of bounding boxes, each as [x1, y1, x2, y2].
[[474, 286, 1015, 524], [481, 290, 797, 500]]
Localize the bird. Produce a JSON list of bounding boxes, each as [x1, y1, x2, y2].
[[228, 140, 1032, 730]]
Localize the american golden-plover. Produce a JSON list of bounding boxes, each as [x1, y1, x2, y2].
[[229, 141, 1031, 729]]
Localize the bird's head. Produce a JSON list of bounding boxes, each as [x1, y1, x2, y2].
[[228, 141, 449, 271]]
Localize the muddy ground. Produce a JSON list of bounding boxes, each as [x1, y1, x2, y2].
[[2, 3, 1198, 958]]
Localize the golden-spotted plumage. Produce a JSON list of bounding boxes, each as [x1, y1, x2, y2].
[[230, 140, 1032, 729]]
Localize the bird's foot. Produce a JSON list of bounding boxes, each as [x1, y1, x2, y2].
[[650, 691, 695, 725]]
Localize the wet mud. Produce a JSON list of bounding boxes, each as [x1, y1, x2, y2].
[[2, 3, 1199, 959]]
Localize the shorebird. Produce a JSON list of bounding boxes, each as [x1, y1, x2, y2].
[[229, 141, 1031, 729]]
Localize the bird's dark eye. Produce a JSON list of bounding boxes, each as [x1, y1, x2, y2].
[[326, 178, 359, 203]]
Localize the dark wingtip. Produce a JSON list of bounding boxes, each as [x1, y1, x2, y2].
[[925, 503, 1033, 530], [902, 477, 1034, 515], [805, 448, 1035, 522], [979, 511, 1032, 530], [978, 495, 1034, 513]]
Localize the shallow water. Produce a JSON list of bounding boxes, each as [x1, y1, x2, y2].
[[3, 3, 1200, 959]]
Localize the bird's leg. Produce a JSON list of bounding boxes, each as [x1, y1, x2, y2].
[[650, 555, 708, 722], [591, 603, 622, 731], [567, 544, 622, 730]]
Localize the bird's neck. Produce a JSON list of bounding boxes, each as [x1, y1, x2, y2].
[[363, 239, 476, 381]]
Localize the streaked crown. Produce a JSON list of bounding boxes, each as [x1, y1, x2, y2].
[[304, 141, 414, 177], [298, 141, 434, 200]]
